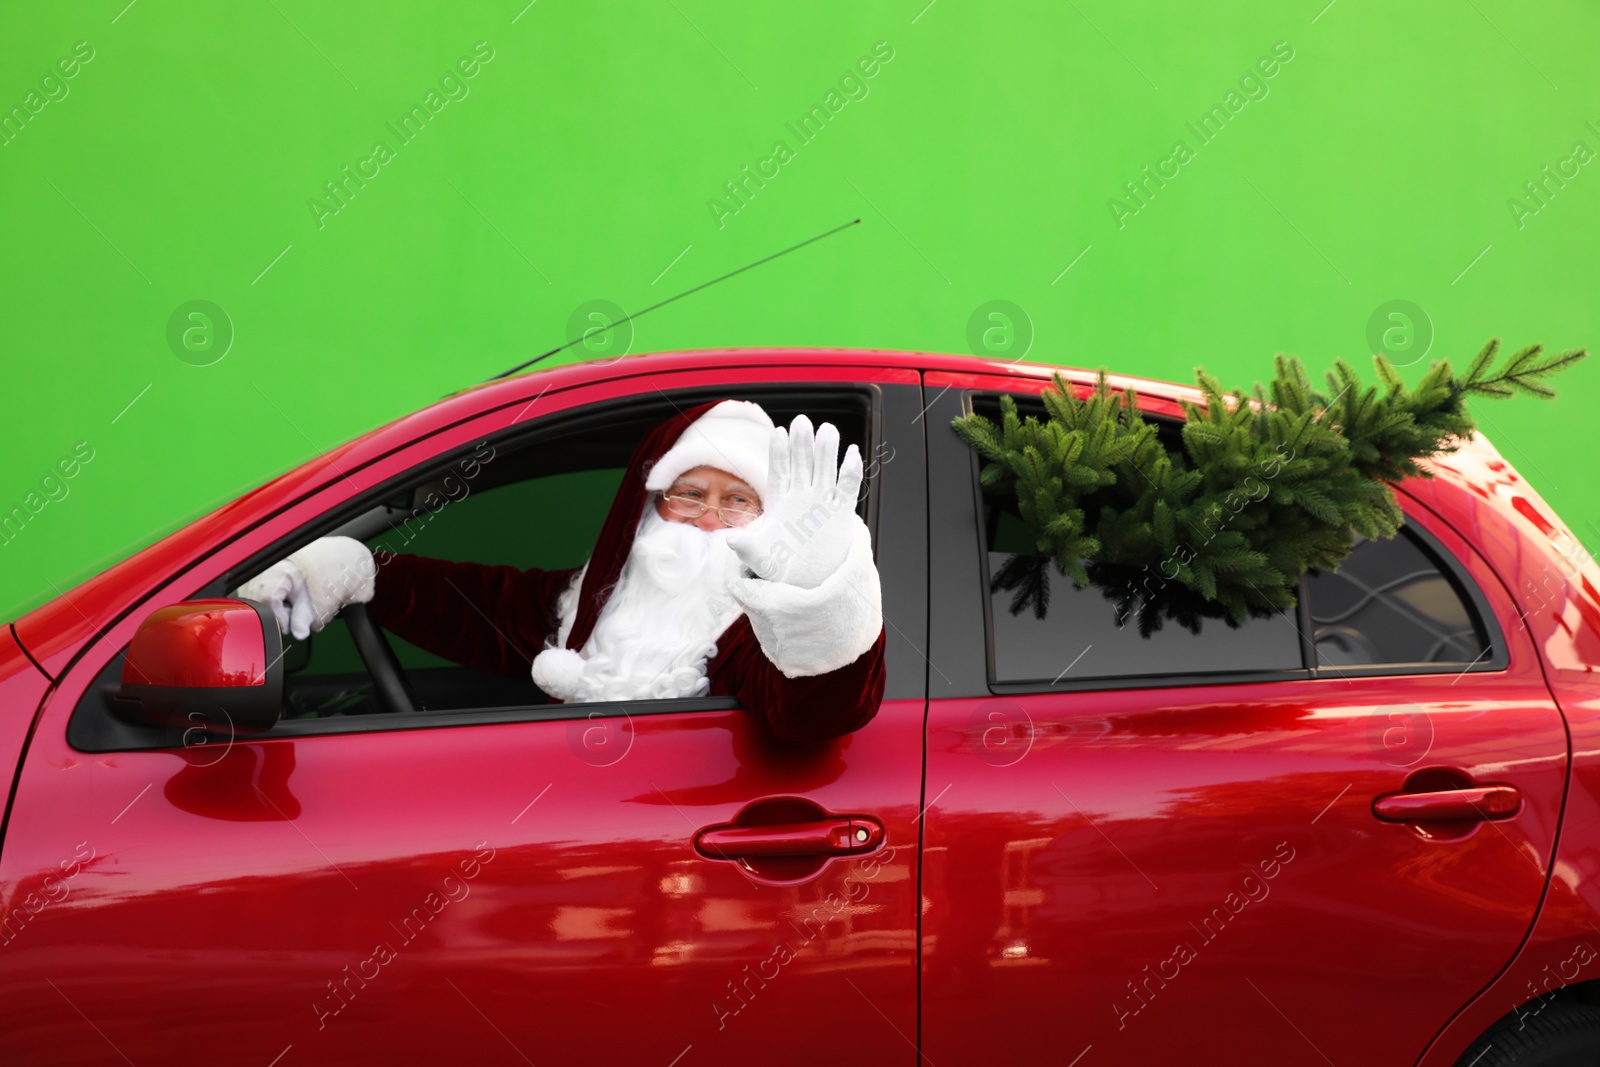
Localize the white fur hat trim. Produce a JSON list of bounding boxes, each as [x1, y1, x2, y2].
[[644, 400, 775, 504]]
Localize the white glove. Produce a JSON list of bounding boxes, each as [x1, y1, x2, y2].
[[725, 415, 865, 590], [234, 559, 314, 640], [721, 414, 882, 678], [233, 536, 376, 640]]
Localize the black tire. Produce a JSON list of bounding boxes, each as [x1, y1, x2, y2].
[[1456, 1001, 1600, 1066]]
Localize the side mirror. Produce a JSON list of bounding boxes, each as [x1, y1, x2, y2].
[[116, 599, 283, 736]]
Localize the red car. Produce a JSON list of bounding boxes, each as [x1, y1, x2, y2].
[[2, 349, 1597, 1066]]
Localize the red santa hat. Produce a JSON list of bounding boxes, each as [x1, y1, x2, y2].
[[563, 399, 773, 652]]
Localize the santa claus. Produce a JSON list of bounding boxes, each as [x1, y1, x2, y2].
[[235, 399, 886, 742]]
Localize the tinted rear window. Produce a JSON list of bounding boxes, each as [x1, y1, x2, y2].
[[973, 393, 1493, 687], [983, 508, 1304, 685], [1306, 532, 1490, 668]]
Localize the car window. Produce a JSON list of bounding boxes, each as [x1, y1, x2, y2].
[[1305, 530, 1491, 668], [972, 391, 1496, 689], [275, 391, 870, 716], [972, 391, 1305, 688], [271, 389, 872, 717], [370, 466, 621, 571], [66, 386, 880, 752], [981, 497, 1306, 686], [286, 467, 621, 683], [279, 467, 623, 717]]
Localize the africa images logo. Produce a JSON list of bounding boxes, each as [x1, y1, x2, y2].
[[1108, 40, 1295, 229], [307, 42, 496, 230], [706, 41, 896, 229], [0, 40, 95, 150], [312, 842, 496, 1031]]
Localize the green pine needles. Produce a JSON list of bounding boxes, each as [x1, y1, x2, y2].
[[953, 339, 1586, 630]]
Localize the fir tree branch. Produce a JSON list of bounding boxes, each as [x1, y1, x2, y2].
[[950, 337, 1586, 627]]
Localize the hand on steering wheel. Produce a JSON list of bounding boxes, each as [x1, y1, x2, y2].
[[235, 537, 416, 714]]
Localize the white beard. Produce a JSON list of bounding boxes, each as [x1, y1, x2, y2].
[[531, 509, 745, 702]]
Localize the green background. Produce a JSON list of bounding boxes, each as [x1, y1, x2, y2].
[[2, 0, 1596, 622]]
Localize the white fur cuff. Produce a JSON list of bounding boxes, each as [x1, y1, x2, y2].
[[726, 520, 882, 678], [287, 536, 376, 631]]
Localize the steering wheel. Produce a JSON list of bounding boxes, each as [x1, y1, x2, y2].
[[342, 603, 422, 715]]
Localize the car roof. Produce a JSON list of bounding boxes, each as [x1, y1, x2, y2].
[[463, 346, 1208, 405]]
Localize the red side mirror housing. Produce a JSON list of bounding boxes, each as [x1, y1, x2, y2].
[[117, 599, 283, 736]]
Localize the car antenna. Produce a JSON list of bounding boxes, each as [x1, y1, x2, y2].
[[486, 217, 862, 381]]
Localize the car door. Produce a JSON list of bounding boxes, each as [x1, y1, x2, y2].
[[0, 365, 928, 1067], [918, 371, 1567, 1066]]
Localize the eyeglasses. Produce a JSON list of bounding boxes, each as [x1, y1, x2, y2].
[[661, 491, 763, 527]]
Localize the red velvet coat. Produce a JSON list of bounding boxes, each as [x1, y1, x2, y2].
[[368, 553, 886, 743]]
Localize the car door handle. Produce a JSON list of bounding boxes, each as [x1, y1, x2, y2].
[[1373, 785, 1522, 823], [695, 818, 884, 859]]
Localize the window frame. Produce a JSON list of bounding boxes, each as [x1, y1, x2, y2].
[[67, 377, 917, 752], [934, 385, 1507, 699]]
